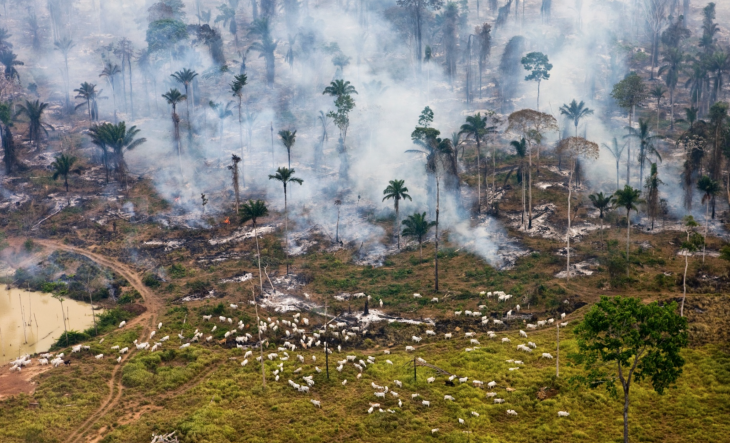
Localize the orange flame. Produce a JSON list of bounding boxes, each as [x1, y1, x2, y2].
[[224, 217, 230, 224]]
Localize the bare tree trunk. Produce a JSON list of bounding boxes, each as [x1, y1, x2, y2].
[[528, 144, 533, 229], [434, 178, 440, 291], [626, 209, 631, 277], [556, 323, 559, 377], [681, 251, 688, 317], [566, 164, 572, 281]]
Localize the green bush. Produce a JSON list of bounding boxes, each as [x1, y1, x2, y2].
[[169, 263, 187, 278], [143, 273, 161, 288]]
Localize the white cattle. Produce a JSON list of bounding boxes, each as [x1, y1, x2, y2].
[[95, 354, 104, 360], [558, 411, 570, 417], [422, 400, 430, 407], [520, 330, 528, 338], [507, 409, 518, 416], [118, 321, 126, 328], [444, 395, 454, 401]]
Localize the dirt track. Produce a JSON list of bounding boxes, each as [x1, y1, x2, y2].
[[32, 240, 162, 443]]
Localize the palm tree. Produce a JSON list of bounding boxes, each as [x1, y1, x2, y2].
[[682, 106, 699, 129], [322, 79, 357, 97], [559, 99, 594, 137], [680, 215, 700, 317], [625, 118, 662, 186], [649, 85, 665, 132], [249, 18, 278, 87], [0, 28, 13, 51], [88, 124, 111, 183], [685, 60, 707, 112], [54, 38, 75, 110], [51, 153, 81, 203], [269, 167, 303, 274], [401, 212, 436, 261], [215, 3, 239, 46], [171, 68, 199, 122], [459, 113, 495, 212], [15, 100, 52, 147], [613, 185, 643, 276], [706, 50, 730, 102], [231, 74, 247, 180], [238, 199, 268, 388], [87, 122, 146, 189], [658, 48, 685, 129], [603, 137, 626, 190], [382, 179, 412, 249], [74, 82, 102, 123], [100, 62, 121, 122], [162, 88, 187, 176], [278, 129, 297, 168], [510, 138, 527, 225], [589, 192, 613, 249], [0, 49, 22, 81], [697, 175, 720, 263]]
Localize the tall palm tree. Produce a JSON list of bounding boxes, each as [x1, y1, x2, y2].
[[382, 179, 412, 249], [559, 99, 594, 137], [278, 129, 297, 168], [613, 185, 643, 276], [658, 48, 685, 129], [162, 88, 186, 176], [87, 122, 146, 189], [685, 60, 708, 112], [510, 138, 528, 225], [100, 62, 121, 122], [215, 3, 239, 46], [238, 199, 268, 388], [15, 100, 52, 147], [74, 82, 102, 123], [0, 49, 22, 81], [706, 50, 730, 103], [0, 28, 13, 51], [231, 74, 247, 180], [589, 192, 613, 249], [402, 212, 436, 261], [459, 113, 495, 212], [322, 79, 357, 97], [697, 175, 720, 263], [603, 137, 626, 190], [171, 68, 199, 122], [51, 153, 81, 203], [249, 18, 278, 86], [625, 118, 662, 186], [649, 85, 665, 132], [269, 167, 303, 274], [54, 38, 75, 110]]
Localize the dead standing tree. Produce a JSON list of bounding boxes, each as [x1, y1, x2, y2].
[[507, 110, 559, 229], [556, 137, 599, 281]]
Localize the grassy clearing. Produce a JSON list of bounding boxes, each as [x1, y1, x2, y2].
[[3, 317, 728, 443]]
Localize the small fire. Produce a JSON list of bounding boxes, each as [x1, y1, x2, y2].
[[174, 197, 180, 203], [224, 217, 230, 224]]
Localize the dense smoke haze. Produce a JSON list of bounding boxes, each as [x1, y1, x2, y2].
[[0, 0, 729, 265]]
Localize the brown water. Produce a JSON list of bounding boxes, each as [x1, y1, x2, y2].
[[0, 287, 98, 363]]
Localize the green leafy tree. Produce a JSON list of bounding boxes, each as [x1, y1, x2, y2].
[[402, 212, 436, 261], [146, 19, 188, 54], [327, 94, 355, 141], [625, 118, 662, 186], [15, 100, 52, 147], [611, 72, 647, 186], [382, 179, 412, 249], [521, 52, 552, 111], [697, 175, 720, 262], [572, 296, 688, 443], [589, 192, 613, 248], [680, 216, 701, 316], [51, 153, 80, 196], [268, 167, 303, 274], [559, 99, 593, 137], [278, 129, 297, 168]]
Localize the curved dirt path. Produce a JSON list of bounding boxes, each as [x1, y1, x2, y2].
[[34, 240, 162, 443]]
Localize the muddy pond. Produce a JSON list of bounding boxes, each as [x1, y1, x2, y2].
[[0, 287, 98, 364]]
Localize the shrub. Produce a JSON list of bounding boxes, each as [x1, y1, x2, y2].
[[143, 273, 161, 288], [169, 263, 187, 278]]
